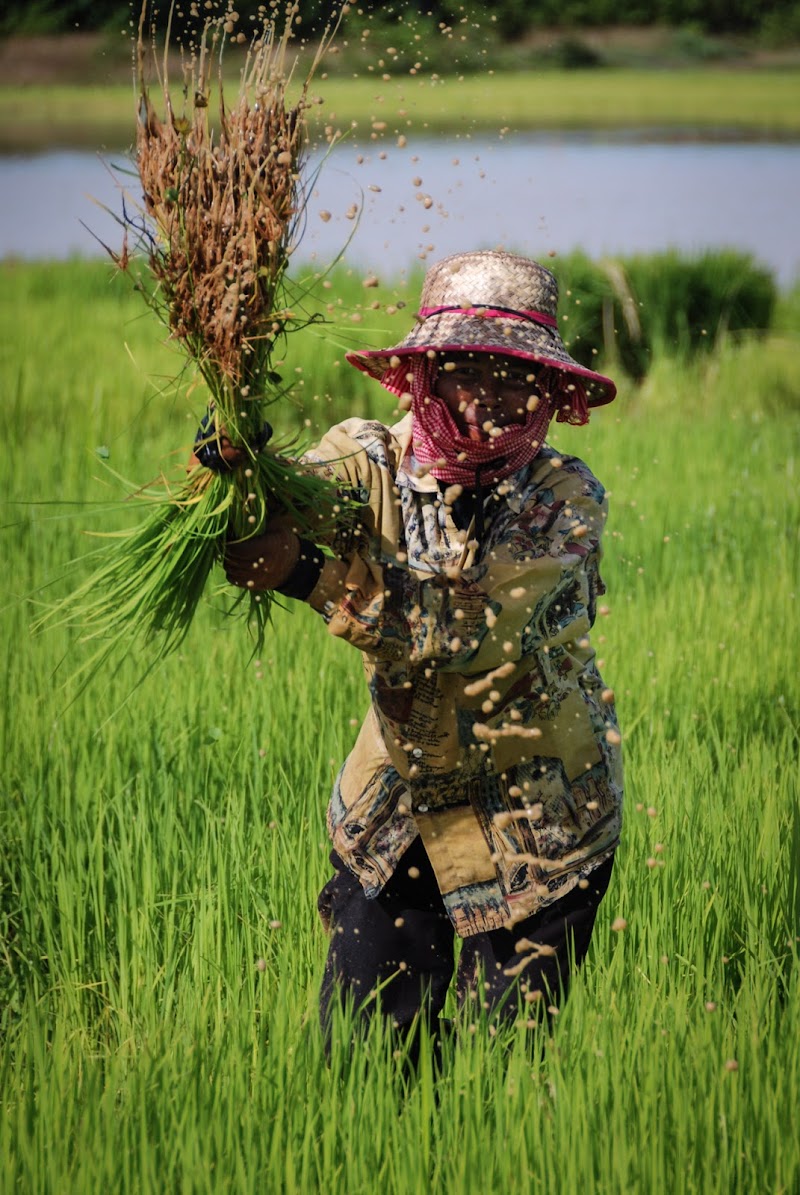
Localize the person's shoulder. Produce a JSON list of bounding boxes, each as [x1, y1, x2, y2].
[[530, 445, 607, 506], [335, 416, 403, 466], [336, 416, 395, 447], [310, 416, 405, 473]]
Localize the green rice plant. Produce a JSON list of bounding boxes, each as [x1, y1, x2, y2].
[[3, 260, 799, 1194]]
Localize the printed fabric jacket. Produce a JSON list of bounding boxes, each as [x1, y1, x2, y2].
[[301, 414, 623, 938]]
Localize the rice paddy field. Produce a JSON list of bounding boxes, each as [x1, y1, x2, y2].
[[1, 258, 799, 1193]]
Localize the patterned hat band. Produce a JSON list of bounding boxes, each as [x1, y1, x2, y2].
[[345, 250, 617, 410]]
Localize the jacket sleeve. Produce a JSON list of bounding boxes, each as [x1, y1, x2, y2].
[[305, 456, 608, 676]]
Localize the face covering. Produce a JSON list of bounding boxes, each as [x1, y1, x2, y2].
[[395, 356, 556, 486]]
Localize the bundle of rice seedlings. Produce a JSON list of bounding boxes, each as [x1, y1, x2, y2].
[[51, 0, 352, 662]]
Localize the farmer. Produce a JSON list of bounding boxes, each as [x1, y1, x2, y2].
[[220, 250, 623, 1054]]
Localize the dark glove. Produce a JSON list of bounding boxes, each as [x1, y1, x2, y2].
[[193, 408, 272, 472]]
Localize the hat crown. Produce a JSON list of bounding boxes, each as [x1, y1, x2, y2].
[[420, 251, 559, 318]]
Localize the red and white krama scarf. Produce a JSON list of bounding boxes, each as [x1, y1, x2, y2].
[[382, 356, 574, 486]]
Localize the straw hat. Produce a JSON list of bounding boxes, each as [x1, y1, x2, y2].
[[346, 250, 616, 407]]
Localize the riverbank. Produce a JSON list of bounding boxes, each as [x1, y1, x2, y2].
[[3, 68, 800, 153]]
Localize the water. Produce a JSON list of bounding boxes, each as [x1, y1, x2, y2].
[[2, 135, 799, 286]]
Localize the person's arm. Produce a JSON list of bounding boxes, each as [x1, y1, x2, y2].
[[223, 419, 395, 601]]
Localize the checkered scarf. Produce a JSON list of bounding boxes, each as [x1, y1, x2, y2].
[[383, 356, 560, 485]]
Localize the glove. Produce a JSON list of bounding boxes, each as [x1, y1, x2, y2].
[[223, 525, 301, 591], [192, 408, 272, 472]]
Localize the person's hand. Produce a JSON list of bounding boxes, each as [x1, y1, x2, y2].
[[189, 408, 272, 472], [223, 525, 301, 591], [191, 430, 249, 471]]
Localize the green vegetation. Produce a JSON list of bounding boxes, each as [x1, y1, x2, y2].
[[552, 249, 777, 381], [1, 258, 799, 1191]]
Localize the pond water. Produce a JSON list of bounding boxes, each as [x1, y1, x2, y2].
[[2, 135, 799, 287]]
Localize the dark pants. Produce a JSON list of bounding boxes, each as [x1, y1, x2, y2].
[[318, 835, 614, 1055]]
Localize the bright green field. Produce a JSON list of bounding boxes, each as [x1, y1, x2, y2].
[[1, 260, 799, 1193], [3, 67, 800, 150]]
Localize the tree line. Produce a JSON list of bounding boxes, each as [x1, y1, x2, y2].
[[3, 0, 798, 39]]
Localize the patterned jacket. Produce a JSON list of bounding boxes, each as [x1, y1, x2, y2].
[[301, 414, 623, 938]]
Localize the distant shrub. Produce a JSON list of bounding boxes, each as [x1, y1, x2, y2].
[[552, 248, 777, 380], [548, 36, 606, 69], [668, 23, 731, 62], [758, 2, 800, 46], [624, 249, 776, 372], [543, 250, 612, 369]]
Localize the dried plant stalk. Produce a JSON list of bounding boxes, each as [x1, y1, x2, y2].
[[136, 5, 315, 430], [47, 2, 351, 664]]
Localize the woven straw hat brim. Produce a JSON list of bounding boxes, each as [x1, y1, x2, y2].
[[346, 309, 616, 406]]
